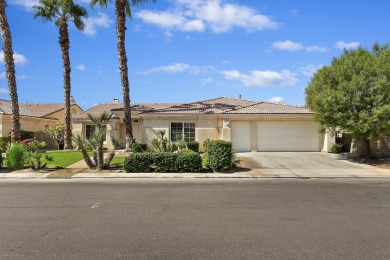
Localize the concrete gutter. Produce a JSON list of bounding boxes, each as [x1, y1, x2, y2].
[[1, 169, 390, 179]]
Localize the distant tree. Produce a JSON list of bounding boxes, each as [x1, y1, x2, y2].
[[33, 0, 88, 150], [0, 0, 21, 142], [306, 43, 390, 157], [90, 0, 156, 150]]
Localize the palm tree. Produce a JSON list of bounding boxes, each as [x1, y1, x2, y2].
[[0, 0, 21, 142], [90, 0, 156, 150], [33, 0, 88, 150], [73, 112, 115, 170]]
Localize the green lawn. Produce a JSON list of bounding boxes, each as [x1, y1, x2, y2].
[[45, 150, 92, 168], [109, 155, 127, 168]]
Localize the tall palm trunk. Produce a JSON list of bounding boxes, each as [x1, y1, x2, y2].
[[0, 0, 20, 142], [115, 0, 133, 150], [59, 20, 73, 150]]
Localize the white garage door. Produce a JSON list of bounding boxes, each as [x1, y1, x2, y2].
[[231, 121, 251, 152], [257, 121, 320, 152]]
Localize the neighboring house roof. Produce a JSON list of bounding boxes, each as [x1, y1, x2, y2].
[[20, 103, 66, 117], [0, 99, 82, 119], [144, 97, 312, 115], [73, 102, 178, 119], [0, 99, 38, 117]]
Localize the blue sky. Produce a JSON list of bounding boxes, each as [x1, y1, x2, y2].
[[1, 0, 389, 109]]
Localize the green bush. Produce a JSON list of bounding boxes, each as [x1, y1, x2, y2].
[[124, 152, 202, 173], [124, 153, 152, 172], [330, 143, 343, 154], [206, 140, 233, 171], [186, 141, 199, 153], [6, 143, 27, 170], [176, 152, 202, 172], [132, 143, 147, 153], [150, 152, 178, 172], [0, 149, 3, 168], [21, 130, 35, 140], [0, 137, 10, 151]]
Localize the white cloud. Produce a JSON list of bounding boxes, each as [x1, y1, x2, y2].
[[272, 40, 327, 52], [136, 0, 278, 34], [335, 41, 360, 49], [0, 51, 28, 65], [9, 0, 38, 10], [269, 96, 284, 103], [220, 69, 298, 87], [272, 40, 303, 51], [76, 64, 86, 71], [83, 12, 113, 36], [201, 77, 214, 85], [141, 63, 215, 75], [221, 60, 231, 64], [0, 88, 9, 94], [305, 45, 327, 52], [299, 64, 323, 76]]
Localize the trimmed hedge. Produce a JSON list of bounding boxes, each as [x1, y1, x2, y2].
[[176, 152, 202, 172], [186, 141, 199, 153], [124, 153, 151, 172], [132, 143, 147, 153], [124, 151, 202, 173], [206, 140, 233, 171]]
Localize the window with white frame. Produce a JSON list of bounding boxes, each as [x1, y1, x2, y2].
[[170, 122, 195, 142], [86, 124, 107, 141]]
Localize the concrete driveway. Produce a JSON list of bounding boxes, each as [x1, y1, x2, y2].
[[237, 152, 390, 178]]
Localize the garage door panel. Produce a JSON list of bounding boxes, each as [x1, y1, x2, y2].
[[231, 122, 251, 152], [257, 122, 320, 152]]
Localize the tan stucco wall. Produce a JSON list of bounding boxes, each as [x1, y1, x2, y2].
[[0, 115, 57, 137], [142, 117, 221, 151], [48, 104, 83, 122]]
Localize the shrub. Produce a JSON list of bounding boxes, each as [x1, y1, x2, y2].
[[132, 143, 147, 153], [21, 130, 35, 140], [0, 149, 3, 168], [6, 143, 27, 170], [124, 152, 202, 173], [176, 152, 202, 172], [186, 141, 199, 153], [0, 137, 10, 151], [151, 152, 178, 172], [206, 140, 233, 171], [124, 153, 152, 172], [330, 143, 343, 154]]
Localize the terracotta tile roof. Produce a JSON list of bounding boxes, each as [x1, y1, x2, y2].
[[143, 97, 258, 115], [224, 102, 312, 114], [144, 97, 312, 115], [0, 100, 38, 117], [19, 103, 66, 117], [73, 102, 178, 119]]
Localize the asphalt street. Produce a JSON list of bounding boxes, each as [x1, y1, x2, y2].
[[1, 179, 390, 259]]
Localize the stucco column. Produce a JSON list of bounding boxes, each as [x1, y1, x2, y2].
[[322, 128, 335, 152], [106, 121, 118, 149], [72, 122, 83, 138], [222, 119, 231, 141]]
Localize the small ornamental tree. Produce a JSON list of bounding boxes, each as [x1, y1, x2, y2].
[[306, 43, 390, 157], [44, 122, 65, 150]]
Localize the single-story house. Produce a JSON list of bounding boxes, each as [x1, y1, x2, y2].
[[72, 96, 335, 152], [0, 97, 83, 147]]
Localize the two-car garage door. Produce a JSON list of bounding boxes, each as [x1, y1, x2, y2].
[[231, 121, 320, 152]]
